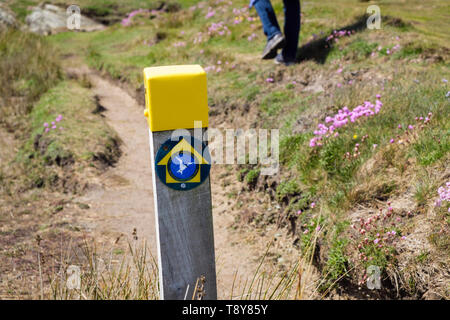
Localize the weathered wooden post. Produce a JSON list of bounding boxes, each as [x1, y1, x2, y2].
[[143, 65, 217, 300]]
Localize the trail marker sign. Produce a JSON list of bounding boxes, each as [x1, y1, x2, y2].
[[143, 65, 217, 300], [155, 136, 211, 191]]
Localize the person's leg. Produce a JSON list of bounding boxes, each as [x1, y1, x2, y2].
[[281, 0, 300, 62], [253, 0, 281, 40]]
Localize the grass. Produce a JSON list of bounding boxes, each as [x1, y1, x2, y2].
[[411, 126, 450, 166], [46, 239, 160, 300], [0, 28, 124, 299], [0, 29, 62, 130], [275, 179, 300, 203], [245, 168, 260, 187], [322, 238, 349, 290], [286, 68, 449, 206], [15, 80, 120, 190], [260, 91, 287, 116], [43, 234, 324, 300], [2, 0, 449, 299]]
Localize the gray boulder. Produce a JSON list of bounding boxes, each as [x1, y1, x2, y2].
[[26, 4, 104, 35], [0, 4, 17, 29]]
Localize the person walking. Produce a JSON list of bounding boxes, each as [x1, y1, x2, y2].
[[250, 0, 301, 66]]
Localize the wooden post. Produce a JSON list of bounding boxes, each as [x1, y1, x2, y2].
[[143, 65, 217, 300]]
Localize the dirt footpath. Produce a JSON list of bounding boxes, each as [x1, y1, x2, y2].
[[64, 61, 289, 299]]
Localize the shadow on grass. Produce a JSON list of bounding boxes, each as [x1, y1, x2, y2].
[[296, 14, 369, 64]]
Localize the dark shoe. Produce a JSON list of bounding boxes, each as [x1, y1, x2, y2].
[[262, 33, 285, 60], [274, 53, 295, 66]]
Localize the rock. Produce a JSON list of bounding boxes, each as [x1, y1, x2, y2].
[[0, 4, 17, 29], [303, 82, 325, 93], [43, 4, 61, 12], [26, 4, 104, 35]]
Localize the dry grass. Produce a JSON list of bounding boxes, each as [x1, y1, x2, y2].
[[1, 0, 448, 299], [43, 232, 322, 300], [48, 239, 160, 300], [0, 29, 61, 131]]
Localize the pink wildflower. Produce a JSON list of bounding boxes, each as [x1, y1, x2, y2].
[[205, 9, 215, 19]]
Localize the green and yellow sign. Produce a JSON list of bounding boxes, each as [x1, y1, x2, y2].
[[155, 136, 211, 191]]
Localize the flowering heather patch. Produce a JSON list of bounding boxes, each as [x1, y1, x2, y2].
[[349, 203, 408, 282], [344, 135, 369, 160], [43, 115, 63, 133], [189, 1, 207, 11], [390, 44, 401, 53], [207, 22, 231, 37], [193, 32, 204, 44], [232, 6, 255, 25], [173, 41, 186, 48], [232, 7, 248, 16], [387, 112, 433, 146], [309, 96, 383, 148], [190, 2, 257, 42], [205, 7, 216, 19], [204, 60, 230, 74], [325, 29, 354, 46], [121, 9, 150, 27], [326, 29, 352, 41], [371, 43, 402, 57], [298, 216, 325, 252], [233, 16, 244, 25], [204, 65, 216, 73], [435, 182, 450, 211], [247, 33, 257, 41]]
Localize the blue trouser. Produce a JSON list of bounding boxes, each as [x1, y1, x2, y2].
[[251, 0, 301, 61]]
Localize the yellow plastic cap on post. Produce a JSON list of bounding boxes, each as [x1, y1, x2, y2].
[[143, 65, 209, 132]]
